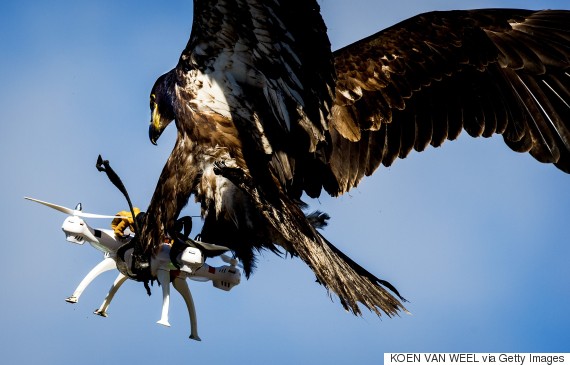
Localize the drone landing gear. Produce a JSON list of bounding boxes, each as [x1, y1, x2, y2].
[[94, 272, 128, 317], [66, 256, 116, 304], [156, 269, 201, 341], [157, 270, 172, 327], [173, 276, 201, 341]]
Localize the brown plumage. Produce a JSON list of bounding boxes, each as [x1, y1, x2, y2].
[[140, 2, 570, 317]]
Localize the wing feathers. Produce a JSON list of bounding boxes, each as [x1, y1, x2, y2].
[[412, 95, 433, 152], [328, 9, 570, 195], [541, 76, 570, 150]]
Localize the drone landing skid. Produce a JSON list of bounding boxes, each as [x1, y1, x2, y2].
[[94, 272, 128, 318]]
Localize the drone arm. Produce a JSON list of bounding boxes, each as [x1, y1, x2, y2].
[[66, 256, 116, 303], [94, 272, 128, 317], [191, 263, 241, 291], [172, 276, 201, 341]]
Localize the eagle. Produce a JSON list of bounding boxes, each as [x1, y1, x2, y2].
[[139, 1, 570, 317]]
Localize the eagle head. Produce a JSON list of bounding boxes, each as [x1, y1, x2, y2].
[[149, 70, 176, 145]]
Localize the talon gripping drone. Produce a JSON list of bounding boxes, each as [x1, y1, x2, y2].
[[25, 159, 241, 342]]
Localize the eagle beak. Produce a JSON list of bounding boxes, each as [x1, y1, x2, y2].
[[149, 122, 163, 146], [149, 104, 165, 145]]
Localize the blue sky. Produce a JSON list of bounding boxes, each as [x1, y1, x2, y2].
[[1, 1, 569, 364]]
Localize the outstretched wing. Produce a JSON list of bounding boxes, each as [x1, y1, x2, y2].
[[175, 0, 336, 197], [329, 9, 570, 194]]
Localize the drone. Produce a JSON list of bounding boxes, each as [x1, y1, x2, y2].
[[24, 196, 241, 341]]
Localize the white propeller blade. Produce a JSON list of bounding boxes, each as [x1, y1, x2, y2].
[[25, 197, 128, 219], [78, 212, 127, 219]]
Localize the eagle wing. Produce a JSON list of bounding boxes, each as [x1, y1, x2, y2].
[[328, 9, 570, 194], [175, 0, 337, 197]]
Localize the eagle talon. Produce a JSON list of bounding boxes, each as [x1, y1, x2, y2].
[[212, 160, 227, 175], [213, 160, 246, 184]]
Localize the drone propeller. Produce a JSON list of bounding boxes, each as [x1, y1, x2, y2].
[[25, 197, 128, 219]]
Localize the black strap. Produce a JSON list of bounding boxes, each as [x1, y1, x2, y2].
[[95, 155, 140, 235], [96, 155, 152, 295]]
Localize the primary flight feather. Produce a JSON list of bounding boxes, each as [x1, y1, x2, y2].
[[139, 1, 570, 316]]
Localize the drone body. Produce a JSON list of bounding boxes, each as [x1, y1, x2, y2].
[[25, 197, 241, 341]]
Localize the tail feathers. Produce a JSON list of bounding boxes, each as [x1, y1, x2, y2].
[[213, 165, 408, 317], [318, 233, 407, 304], [294, 230, 409, 317], [267, 195, 408, 316]]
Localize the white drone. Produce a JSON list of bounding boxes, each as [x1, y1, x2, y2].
[[25, 196, 241, 341]]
